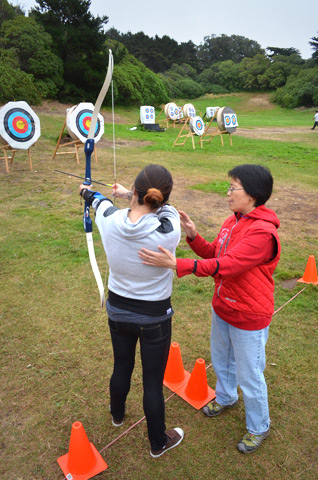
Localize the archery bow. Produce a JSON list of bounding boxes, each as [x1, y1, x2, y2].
[[83, 49, 114, 307]]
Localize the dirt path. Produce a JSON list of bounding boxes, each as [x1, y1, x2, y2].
[[235, 126, 311, 141]]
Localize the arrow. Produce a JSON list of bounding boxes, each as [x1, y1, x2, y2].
[[54, 169, 112, 187]]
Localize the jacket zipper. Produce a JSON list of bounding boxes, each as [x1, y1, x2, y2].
[[217, 219, 238, 297]]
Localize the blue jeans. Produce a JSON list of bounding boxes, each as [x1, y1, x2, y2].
[[108, 318, 171, 451], [211, 309, 270, 435]]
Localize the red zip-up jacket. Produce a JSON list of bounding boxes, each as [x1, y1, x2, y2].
[[176, 205, 281, 330]]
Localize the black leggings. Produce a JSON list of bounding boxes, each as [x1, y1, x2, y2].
[[108, 318, 171, 450]]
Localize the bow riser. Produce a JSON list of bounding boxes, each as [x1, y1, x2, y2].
[[83, 50, 113, 307]]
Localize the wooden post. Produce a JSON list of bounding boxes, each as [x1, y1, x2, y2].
[[172, 118, 196, 150], [52, 120, 98, 164], [0, 144, 33, 172]]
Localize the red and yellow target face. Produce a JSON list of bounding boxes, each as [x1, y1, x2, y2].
[[5, 109, 35, 142], [0, 101, 40, 149], [66, 103, 104, 143], [76, 110, 100, 138], [190, 116, 205, 136]]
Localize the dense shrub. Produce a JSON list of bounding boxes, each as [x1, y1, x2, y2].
[[273, 68, 318, 108], [0, 51, 40, 104], [112, 54, 169, 106], [0, 16, 63, 99]]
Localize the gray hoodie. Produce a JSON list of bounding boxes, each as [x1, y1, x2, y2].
[[94, 199, 181, 302]]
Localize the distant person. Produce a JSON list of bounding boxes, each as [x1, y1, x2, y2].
[[79, 164, 184, 458], [139, 164, 281, 454], [311, 110, 318, 130]]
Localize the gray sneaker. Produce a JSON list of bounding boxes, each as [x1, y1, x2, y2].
[[150, 428, 184, 458], [237, 429, 270, 454], [202, 399, 239, 417]]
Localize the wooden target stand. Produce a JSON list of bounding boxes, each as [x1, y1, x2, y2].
[[199, 114, 233, 148], [52, 118, 98, 164], [0, 143, 33, 173], [158, 106, 187, 130], [172, 117, 196, 150]]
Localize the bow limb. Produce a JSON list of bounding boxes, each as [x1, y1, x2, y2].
[[83, 49, 114, 306]]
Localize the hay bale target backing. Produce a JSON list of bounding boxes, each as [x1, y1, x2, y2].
[[140, 106, 155, 124], [164, 102, 180, 120], [190, 116, 205, 136], [183, 103, 196, 118], [0, 101, 41, 150], [217, 107, 238, 133], [66, 102, 104, 144], [178, 107, 184, 119], [206, 106, 220, 120]]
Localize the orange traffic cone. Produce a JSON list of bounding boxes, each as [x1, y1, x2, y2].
[[163, 342, 191, 392], [297, 255, 318, 285], [175, 358, 215, 410], [57, 421, 108, 480]]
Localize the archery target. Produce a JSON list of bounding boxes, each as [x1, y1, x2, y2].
[[190, 116, 205, 136], [0, 101, 40, 150], [140, 106, 155, 124], [183, 103, 196, 118], [217, 107, 238, 134], [66, 102, 104, 143], [165, 102, 179, 120], [206, 106, 220, 120]]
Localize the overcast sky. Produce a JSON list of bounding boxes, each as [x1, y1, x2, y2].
[[17, 0, 317, 59]]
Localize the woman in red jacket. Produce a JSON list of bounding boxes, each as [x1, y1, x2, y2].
[[139, 164, 281, 454]]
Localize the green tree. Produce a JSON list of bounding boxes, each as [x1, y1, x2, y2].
[[266, 46, 301, 57], [105, 29, 200, 73], [309, 33, 318, 62], [31, 0, 109, 101], [199, 60, 242, 92], [237, 54, 271, 90], [112, 54, 169, 106], [198, 34, 264, 69], [258, 54, 303, 90], [0, 50, 40, 104], [0, 0, 24, 26], [1, 15, 63, 98], [273, 68, 318, 108]]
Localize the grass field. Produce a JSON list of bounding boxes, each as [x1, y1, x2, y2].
[[1, 93, 318, 480]]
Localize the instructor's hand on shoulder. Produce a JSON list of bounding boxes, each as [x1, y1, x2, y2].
[[139, 246, 177, 270]]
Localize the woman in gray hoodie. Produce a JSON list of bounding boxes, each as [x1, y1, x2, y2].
[[79, 164, 183, 458]]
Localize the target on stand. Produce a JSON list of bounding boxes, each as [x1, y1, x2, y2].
[[0, 101, 40, 150], [190, 116, 205, 136], [66, 102, 104, 143], [206, 107, 220, 120], [165, 102, 179, 120], [183, 103, 196, 118], [140, 106, 155, 124], [217, 107, 238, 134]]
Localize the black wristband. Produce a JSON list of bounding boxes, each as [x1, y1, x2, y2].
[[82, 188, 97, 205]]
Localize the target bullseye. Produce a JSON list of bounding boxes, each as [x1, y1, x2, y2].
[[165, 102, 180, 120], [0, 101, 40, 149], [66, 103, 104, 143], [217, 107, 238, 134], [190, 116, 205, 136], [183, 104, 196, 118], [140, 106, 155, 124]]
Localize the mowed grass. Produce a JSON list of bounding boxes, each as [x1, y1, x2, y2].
[[1, 93, 318, 480]]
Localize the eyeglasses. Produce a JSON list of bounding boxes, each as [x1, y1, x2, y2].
[[227, 186, 244, 193]]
